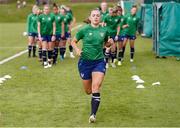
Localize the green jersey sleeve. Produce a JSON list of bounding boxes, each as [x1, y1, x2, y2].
[[52, 14, 55, 23], [37, 14, 41, 22], [118, 17, 124, 27], [103, 15, 108, 23], [27, 14, 31, 33], [136, 17, 140, 27], [123, 14, 128, 24], [75, 27, 84, 42], [68, 13, 73, 23]]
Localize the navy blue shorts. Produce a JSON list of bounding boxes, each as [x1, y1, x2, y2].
[[110, 35, 116, 41], [28, 32, 38, 38], [42, 35, 52, 42], [65, 32, 71, 39], [117, 35, 125, 42], [78, 58, 106, 80], [124, 35, 136, 40], [55, 34, 61, 41]]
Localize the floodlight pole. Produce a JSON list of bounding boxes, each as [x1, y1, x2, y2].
[[119, 0, 125, 15]]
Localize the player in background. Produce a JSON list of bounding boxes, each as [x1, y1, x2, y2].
[[103, 7, 121, 68], [122, 5, 140, 62], [71, 9, 113, 123], [99, 2, 108, 23], [60, 5, 75, 60], [37, 4, 56, 68], [65, 6, 75, 59], [99, 2, 108, 57], [58, 6, 67, 60], [52, 3, 65, 64], [27, 5, 39, 58], [115, 6, 124, 66], [36, 8, 43, 61]]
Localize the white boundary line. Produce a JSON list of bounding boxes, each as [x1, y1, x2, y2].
[[0, 24, 82, 65], [0, 47, 26, 49], [0, 50, 28, 65]]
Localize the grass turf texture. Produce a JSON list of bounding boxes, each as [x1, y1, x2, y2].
[[0, 2, 116, 23], [0, 1, 180, 126], [0, 23, 27, 60], [0, 23, 180, 127]]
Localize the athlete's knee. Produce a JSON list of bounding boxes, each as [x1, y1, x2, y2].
[[111, 48, 116, 52], [92, 84, 101, 93], [130, 45, 135, 48], [85, 90, 92, 95]]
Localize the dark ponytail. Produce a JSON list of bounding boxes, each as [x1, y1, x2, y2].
[[53, 3, 58, 9], [83, 18, 91, 24]]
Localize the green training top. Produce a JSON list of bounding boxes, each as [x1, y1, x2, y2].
[[100, 10, 108, 22], [104, 14, 121, 36], [64, 13, 73, 32], [117, 15, 126, 36], [54, 13, 64, 35], [38, 13, 55, 36], [27, 13, 38, 33], [67, 11, 73, 17], [75, 24, 109, 60], [123, 13, 139, 36]]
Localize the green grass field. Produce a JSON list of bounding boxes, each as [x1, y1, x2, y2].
[[0, 23, 27, 60], [0, 1, 180, 127], [0, 2, 115, 23], [0, 22, 180, 127]]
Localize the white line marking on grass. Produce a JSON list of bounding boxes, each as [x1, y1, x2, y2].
[[0, 24, 83, 65], [0, 47, 26, 49], [0, 50, 28, 65]]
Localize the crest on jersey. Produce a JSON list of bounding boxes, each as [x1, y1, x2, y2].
[[115, 19, 118, 22], [100, 32, 104, 37], [128, 17, 131, 19], [48, 17, 51, 20], [42, 18, 45, 20], [89, 33, 92, 36], [58, 17, 60, 19], [133, 18, 136, 21], [121, 19, 124, 22]]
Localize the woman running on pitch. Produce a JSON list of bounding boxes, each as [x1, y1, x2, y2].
[[37, 4, 56, 68], [122, 5, 139, 62], [52, 3, 65, 64], [27, 5, 39, 58], [71, 9, 113, 123]]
